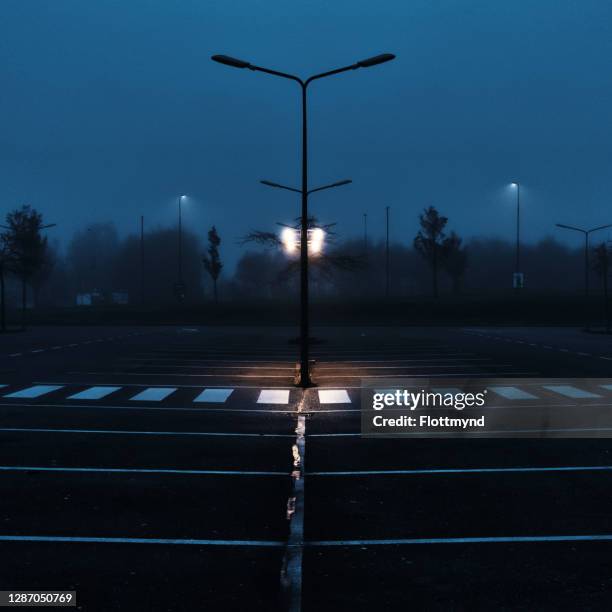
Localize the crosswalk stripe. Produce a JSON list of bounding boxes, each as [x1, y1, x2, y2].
[[257, 390, 290, 404], [543, 385, 601, 399], [4, 385, 63, 399], [488, 386, 538, 400], [68, 386, 122, 400], [130, 387, 177, 401], [194, 388, 234, 403], [600, 385, 612, 391], [318, 389, 351, 404]]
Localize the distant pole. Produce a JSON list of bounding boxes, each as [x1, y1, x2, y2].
[[178, 196, 183, 286], [556, 222, 612, 330], [515, 182, 520, 273], [363, 213, 368, 252], [385, 206, 390, 298], [140, 215, 145, 304]]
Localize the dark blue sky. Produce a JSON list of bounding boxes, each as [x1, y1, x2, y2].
[[2, 0, 612, 270]]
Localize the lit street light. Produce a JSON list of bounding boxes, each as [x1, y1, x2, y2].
[[556, 222, 612, 329], [213, 52, 395, 386], [510, 182, 522, 289]]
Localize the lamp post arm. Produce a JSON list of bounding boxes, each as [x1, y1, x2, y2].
[[556, 223, 586, 234], [305, 63, 358, 87], [250, 65, 304, 86], [588, 223, 612, 235]]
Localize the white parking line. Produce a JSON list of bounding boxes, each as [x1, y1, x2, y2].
[[306, 535, 612, 546], [0, 465, 285, 476], [0, 535, 284, 546], [0, 427, 291, 438]]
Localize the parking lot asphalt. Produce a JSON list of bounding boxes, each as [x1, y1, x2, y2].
[[0, 324, 611, 610]]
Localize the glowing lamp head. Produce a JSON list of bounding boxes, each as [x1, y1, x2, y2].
[[309, 228, 325, 255], [281, 227, 298, 254]]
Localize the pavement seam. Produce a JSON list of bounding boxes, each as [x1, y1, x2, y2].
[[281, 389, 307, 612]]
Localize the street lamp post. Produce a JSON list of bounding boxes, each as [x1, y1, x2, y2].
[[176, 195, 186, 301], [556, 222, 612, 329], [363, 213, 368, 252], [213, 52, 395, 386], [385, 206, 390, 298], [511, 182, 522, 289]]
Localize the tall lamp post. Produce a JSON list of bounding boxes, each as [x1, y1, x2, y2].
[[385, 206, 390, 298], [176, 194, 186, 301], [212, 52, 395, 386], [556, 222, 612, 329], [510, 182, 522, 289]]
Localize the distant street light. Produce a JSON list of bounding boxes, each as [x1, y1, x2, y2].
[[214, 52, 395, 386], [510, 182, 522, 289], [556, 222, 612, 329]]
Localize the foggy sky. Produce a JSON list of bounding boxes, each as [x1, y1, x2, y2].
[[2, 0, 612, 271]]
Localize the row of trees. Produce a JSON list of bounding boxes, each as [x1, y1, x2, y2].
[[2, 203, 610, 322]]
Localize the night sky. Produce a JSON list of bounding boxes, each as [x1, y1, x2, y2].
[[2, 0, 612, 269]]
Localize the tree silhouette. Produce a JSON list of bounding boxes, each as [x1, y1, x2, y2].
[[241, 216, 361, 283], [414, 206, 448, 297], [203, 226, 223, 303], [4, 205, 50, 328]]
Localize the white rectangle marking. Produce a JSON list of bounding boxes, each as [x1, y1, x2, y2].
[[130, 387, 177, 401], [543, 385, 601, 399], [194, 388, 234, 403], [257, 390, 290, 404], [488, 386, 538, 400], [4, 385, 63, 399], [68, 386, 122, 400], [318, 389, 351, 404]]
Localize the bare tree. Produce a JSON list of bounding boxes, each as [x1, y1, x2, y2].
[[4, 206, 50, 328], [203, 226, 223, 303], [241, 216, 362, 285], [414, 206, 448, 298]]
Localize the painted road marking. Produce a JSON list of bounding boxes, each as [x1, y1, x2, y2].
[[543, 385, 601, 399], [601, 385, 612, 391], [193, 388, 234, 403], [308, 465, 612, 476], [0, 427, 292, 438], [0, 465, 285, 476], [318, 389, 351, 404], [4, 385, 63, 399], [68, 386, 121, 400], [257, 390, 290, 404], [306, 535, 612, 546], [0, 535, 284, 546], [488, 386, 538, 400], [130, 387, 177, 401]]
